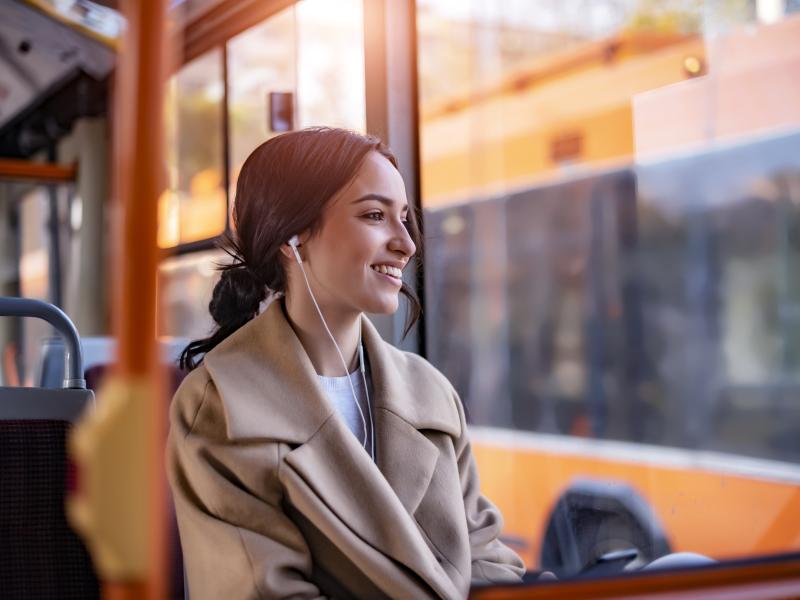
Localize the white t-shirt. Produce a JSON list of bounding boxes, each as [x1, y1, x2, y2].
[[317, 367, 375, 460]]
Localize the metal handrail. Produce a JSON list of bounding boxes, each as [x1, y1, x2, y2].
[[0, 297, 85, 389]]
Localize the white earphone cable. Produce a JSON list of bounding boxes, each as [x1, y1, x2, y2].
[[291, 243, 371, 451]]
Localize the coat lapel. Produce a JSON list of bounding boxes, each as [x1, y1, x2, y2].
[[361, 314, 461, 515], [203, 299, 463, 597], [280, 416, 458, 598], [203, 298, 333, 443]]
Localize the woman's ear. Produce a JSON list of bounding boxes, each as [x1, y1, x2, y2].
[[279, 232, 307, 262], [279, 240, 297, 262]]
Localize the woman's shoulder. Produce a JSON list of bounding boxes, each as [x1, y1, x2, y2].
[[170, 363, 225, 439], [392, 347, 456, 395], [173, 362, 213, 406], [376, 342, 467, 435]]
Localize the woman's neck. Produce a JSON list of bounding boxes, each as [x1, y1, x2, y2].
[[281, 294, 362, 377]]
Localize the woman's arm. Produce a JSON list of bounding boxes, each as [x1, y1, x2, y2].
[[452, 389, 526, 585], [168, 373, 328, 600]]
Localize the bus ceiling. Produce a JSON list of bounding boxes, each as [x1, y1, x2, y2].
[[0, 1, 115, 158]]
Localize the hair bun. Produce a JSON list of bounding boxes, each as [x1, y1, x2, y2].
[[208, 266, 266, 327]]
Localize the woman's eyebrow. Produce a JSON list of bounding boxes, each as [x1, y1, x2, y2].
[[352, 193, 408, 212]]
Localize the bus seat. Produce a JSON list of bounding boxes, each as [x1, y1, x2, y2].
[[0, 386, 99, 600], [0, 297, 99, 598], [540, 478, 672, 577]]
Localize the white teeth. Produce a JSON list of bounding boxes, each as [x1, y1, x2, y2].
[[371, 265, 402, 279]]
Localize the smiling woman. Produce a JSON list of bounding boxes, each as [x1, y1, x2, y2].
[[168, 127, 525, 599], [284, 153, 416, 328]]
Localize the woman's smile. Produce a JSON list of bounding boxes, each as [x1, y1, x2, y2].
[[370, 264, 403, 285]]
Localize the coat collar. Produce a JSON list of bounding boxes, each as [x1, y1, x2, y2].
[[202, 298, 460, 443]]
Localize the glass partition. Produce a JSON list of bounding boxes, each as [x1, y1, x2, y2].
[[418, 0, 800, 575]]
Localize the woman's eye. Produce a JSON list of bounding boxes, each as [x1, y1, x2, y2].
[[362, 211, 410, 227]]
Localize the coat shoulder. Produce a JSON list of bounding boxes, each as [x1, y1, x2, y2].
[[170, 364, 225, 440], [379, 343, 466, 438], [397, 348, 457, 397]]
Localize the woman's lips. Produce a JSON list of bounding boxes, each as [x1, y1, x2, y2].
[[371, 269, 402, 286]]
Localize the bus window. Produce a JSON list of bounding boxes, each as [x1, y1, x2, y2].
[[17, 187, 53, 386], [2, 182, 77, 387], [294, 0, 365, 132], [161, 48, 227, 247], [417, 0, 800, 576], [157, 249, 225, 339], [158, 0, 367, 340], [227, 5, 297, 197], [227, 0, 365, 198]]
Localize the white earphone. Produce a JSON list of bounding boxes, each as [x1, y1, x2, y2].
[[288, 234, 375, 458], [288, 234, 301, 259]]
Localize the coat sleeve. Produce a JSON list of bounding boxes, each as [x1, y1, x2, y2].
[[167, 371, 328, 600], [452, 389, 526, 585]]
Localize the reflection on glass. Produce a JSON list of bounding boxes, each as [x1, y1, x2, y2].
[[419, 0, 800, 578], [161, 48, 227, 247]]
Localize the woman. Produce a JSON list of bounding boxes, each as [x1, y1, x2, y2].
[[168, 127, 525, 599]]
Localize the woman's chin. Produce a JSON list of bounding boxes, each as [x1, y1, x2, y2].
[[362, 295, 400, 315]]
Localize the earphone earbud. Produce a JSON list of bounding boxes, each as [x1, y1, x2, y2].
[[288, 235, 302, 264]]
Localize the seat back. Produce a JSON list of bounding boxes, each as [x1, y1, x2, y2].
[[540, 478, 672, 577], [2, 298, 189, 598], [0, 386, 99, 600]]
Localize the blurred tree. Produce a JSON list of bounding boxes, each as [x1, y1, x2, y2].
[[624, 0, 704, 34]]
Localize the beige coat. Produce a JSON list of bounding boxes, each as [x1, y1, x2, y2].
[[167, 300, 524, 599]]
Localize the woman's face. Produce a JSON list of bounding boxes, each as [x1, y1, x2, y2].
[[297, 151, 416, 316]]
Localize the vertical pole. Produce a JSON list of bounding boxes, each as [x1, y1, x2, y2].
[[110, 0, 168, 597]]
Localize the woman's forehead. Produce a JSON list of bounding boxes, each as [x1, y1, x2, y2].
[[334, 152, 406, 206]]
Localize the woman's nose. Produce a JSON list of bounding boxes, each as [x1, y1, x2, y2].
[[389, 220, 416, 258]]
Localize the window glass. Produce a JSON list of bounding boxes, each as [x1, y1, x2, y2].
[[226, 0, 365, 199], [226, 5, 297, 198], [295, 0, 365, 131], [157, 249, 224, 339], [9, 184, 71, 386], [17, 187, 51, 387], [418, 0, 800, 575], [160, 48, 227, 248]]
